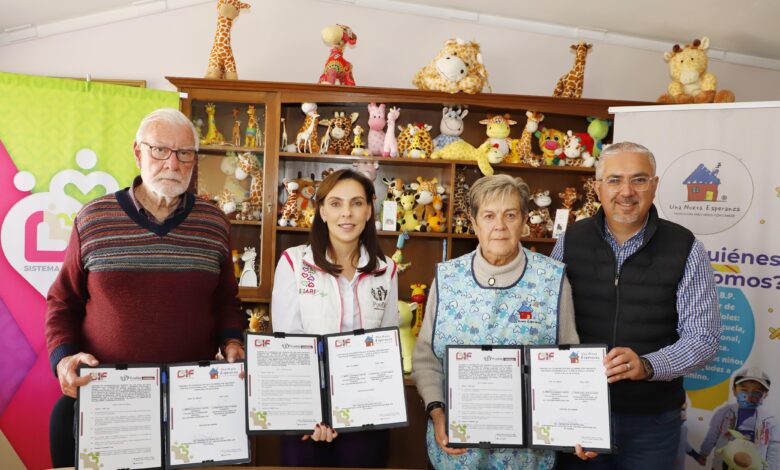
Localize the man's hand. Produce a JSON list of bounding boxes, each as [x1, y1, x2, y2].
[[56, 353, 99, 398], [604, 347, 648, 383], [430, 408, 467, 456], [301, 423, 338, 442], [574, 443, 599, 461], [224, 339, 245, 363]]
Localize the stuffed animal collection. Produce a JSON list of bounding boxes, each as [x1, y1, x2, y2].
[[413, 38, 490, 94]]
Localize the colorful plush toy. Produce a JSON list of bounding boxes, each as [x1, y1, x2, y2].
[[535, 127, 566, 166], [391, 232, 412, 273], [397, 300, 419, 373], [431, 140, 494, 176], [507, 111, 544, 166], [552, 42, 592, 98], [247, 306, 269, 333], [350, 125, 369, 156], [452, 168, 471, 233], [382, 107, 401, 157], [319, 24, 357, 86], [398, 123, 433, 158], [397, 190, 424, 232], [205, 0, 250, 80], [715, 429, 768, 470], [477, 114, 517, 166], [367, 103, 387, 156], [658, 37, 735, 104], [432, 106, 468, 151], [573, 178, 600, 222], [586, 117, 611, 159], [319, 111, 359, 155], [559, 130, 595, 167], [201, 103, 225, 145], [530, 189, 554, 236], [413, 38, 490, 94], [427, 194, 447, 233], [410, 176, 445, 224], [410, 284, 428, 337]]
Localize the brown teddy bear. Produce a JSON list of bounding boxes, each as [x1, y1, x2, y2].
[[657, 37, 735, 104]]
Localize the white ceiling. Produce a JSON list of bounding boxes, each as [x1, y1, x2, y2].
[[1, 0, 779, 62]]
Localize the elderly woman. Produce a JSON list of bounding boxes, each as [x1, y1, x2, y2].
[[411, 174, 579, 469]]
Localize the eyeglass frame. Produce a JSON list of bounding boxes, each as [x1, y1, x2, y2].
[[139, 141, 198, 163], [596, 175, 658, 193]]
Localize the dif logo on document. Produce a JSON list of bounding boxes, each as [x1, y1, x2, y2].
[[455, 352, 472, 361], [254, 339, 271, 348], [89, 371, 108, 381], [335, 339, 351, 348], [537, 352, 555, 361], [177, 369, 194, 379]]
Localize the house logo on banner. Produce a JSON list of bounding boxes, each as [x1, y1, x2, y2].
[[658, 149, 753, 235], [0, 148, 119, 296]]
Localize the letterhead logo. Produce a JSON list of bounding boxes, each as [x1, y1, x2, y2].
[[177, 369, 194, 379], [537, 352, 555, 361], [335, 339, 351, 348], [455, 351, 472, 360], [254, 338, 271, 348], [569, 352, 580, 363], [658, 149, 752, 235], [89, 371, 108, 381]]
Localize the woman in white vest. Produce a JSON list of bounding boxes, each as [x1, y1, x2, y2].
[[411, 174, 584, 469], [272, 168, 398, 467]]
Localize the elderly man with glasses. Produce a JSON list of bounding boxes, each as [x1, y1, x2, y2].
[[45, 108, 245, 467], [551, 141, 721, 469]]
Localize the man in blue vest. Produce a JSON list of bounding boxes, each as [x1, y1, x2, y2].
[[552, 141, 721, 469]]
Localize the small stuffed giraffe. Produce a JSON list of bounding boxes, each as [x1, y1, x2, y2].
[[509, 111, 544, 166], [245, 105, 259, 148], [552, 42, 593, 98], [278, 178, 301, 227], [235, 152, 263, 220], [382, 107, 401, 157], [205, 0, 250, 80], [201, 103, 224, 145]]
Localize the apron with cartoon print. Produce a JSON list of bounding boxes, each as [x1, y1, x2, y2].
[[429, 249, 563, 470]]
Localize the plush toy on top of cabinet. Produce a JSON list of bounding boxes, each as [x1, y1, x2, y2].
[[205, 0, 250, 80], [507, 111, 544, 166], [350, 125, 369, 156], [535, 127, 566, 166], [296, 103, 320, 153], [657, 37, 735, 104], [586, 117, 611, 159], [552, 42, 592, 99], [432, 106, 468, 151], [278, 178, 301, 227], [319, 24, 358, 86], [413, 38, 490, 94], [382, 107, 401, 157], [398, 123, 433, 158], [367, 103, 387, 156], [319, 111, 359, 155], [477, 114, 517, 166]]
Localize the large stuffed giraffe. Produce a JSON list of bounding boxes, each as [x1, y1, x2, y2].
[[235, 152, 263, 220], [552, 42, 593, 98], [205, 0, 250, 80]]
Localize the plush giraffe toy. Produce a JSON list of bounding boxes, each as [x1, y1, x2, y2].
[[205, 0, 250, 80], [235, 152, 263, 220], [319, 24, 358, 86], [552, 42, 593, 98]]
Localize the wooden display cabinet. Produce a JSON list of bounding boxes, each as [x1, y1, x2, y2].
[[168, 77, 645, 468]]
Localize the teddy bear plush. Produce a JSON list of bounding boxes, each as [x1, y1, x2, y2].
[[657, 37, 735, 104], [412, 38, 490, 94]]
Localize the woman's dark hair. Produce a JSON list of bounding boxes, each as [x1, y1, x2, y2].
[[310, 169, 383, 276]]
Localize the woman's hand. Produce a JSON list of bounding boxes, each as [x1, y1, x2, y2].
[[574, 443, 599, 460], [430, 408, 467, 455], [301, 423, 338, 443]]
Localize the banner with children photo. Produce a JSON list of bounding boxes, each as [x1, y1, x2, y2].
[[612, 102, 780, 470], [0, 72, 179, 470]]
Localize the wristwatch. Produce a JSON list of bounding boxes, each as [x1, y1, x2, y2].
[[640, 357, 655, 380], [425, 401, 445, 416]]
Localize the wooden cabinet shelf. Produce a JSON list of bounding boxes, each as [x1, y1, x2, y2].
[[198, 144, 265, 154]]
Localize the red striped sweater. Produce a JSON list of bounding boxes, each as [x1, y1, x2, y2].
[[45, 188, 243, 373]]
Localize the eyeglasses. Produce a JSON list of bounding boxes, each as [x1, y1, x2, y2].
[[140, 142, 197, 163], [598, 176, 656, 193]]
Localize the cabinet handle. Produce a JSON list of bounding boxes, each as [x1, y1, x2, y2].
[[266, 203, 272, 214]]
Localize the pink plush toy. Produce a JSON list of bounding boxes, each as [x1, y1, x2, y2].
[[382, 107, 401, 157], [367, 102, 386, 156], [319, 24, 357, 86]]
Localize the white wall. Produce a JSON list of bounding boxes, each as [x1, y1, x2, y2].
[[1, 0, 779, 101]]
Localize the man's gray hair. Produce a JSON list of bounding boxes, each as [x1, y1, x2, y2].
[[135, 108, 199, 150], [595, 141, 656, 179], [468, 174, 530, 218]]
